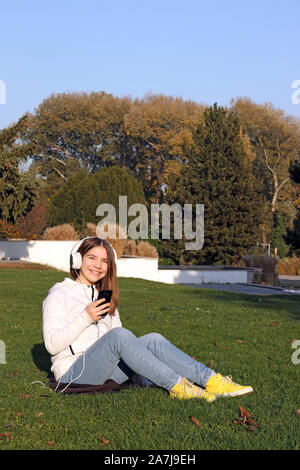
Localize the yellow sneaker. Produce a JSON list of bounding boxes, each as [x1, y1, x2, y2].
[[169, 377, 217, 402], [205, 373, 253, 397]]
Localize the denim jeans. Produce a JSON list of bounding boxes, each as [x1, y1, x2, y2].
[[59, 327, 216, 390]]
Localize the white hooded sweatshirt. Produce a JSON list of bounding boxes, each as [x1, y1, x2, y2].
[[42, 277, 122, 380]]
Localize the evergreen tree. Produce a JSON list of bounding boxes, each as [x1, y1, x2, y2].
[[0, 115, 41, 223], [48, 166, 147, 233], [163, 104, 266, 264]]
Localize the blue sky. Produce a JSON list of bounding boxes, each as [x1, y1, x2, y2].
[[1, 0, 300, 130]]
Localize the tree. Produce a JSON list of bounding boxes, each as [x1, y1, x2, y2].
[[287, 159, 300, 252], [0, 114, 41, 223], [231, 98, 300, 218], [23, 91, 133, 183], [124, 94, 205, 202], [162, 104, 266, 265], [48, 166, 147, 234]]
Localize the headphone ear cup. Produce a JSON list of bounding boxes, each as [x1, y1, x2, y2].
[[71, 252, 82, 270]]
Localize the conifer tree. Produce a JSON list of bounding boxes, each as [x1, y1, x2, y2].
[[48, 166, 147, 234], [163, 104, 266, 264]]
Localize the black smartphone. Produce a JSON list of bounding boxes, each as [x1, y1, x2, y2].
[[96, 290, 112, 318]]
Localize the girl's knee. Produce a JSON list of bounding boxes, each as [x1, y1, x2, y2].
[[109, 327, 135, 341], [140, 332, 166, 344]]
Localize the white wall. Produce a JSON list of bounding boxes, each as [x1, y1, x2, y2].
[[0, 239, 251, 284]]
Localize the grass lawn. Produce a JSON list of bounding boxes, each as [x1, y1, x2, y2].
[[0, 264, 299, 450]]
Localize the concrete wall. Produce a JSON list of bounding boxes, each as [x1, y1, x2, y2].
[[0, 239, 252, 284]]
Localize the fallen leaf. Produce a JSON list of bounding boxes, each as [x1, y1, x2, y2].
[[236, 339, 243, 343], [19, 394, 31, 399], [247, 417, 260, 427], [191, 416, 201, 427], [15, 411, 22, 417], [207, 360, 215, 368], [47, 440, 55, 447], [247, 425, 257, 432], [232, 407, 260, 431], [295, 409, 300, 416], [240, 407, 251, 419], [0, 432, 14, 442], [37, 412, 44, 417], [97, 437, 110, 446]]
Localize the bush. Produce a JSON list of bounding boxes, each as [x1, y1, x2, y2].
[[277, 256, 300, 275], [41, 223, 80, 240], [14, 196, 50, 240], [96, 222, 127, 259], [0, 219, 22, 239], [82, 222, 97, 237], [123, 239, 137, 256], [136, 241, 158, 258]]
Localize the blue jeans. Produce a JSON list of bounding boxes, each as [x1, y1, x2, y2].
[[60, 327, 216, 390]]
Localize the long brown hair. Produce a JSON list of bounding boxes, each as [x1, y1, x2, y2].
[[70, 237, 119, 315]]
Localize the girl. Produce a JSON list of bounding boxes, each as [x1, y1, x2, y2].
[[42, 236, 253, 400]]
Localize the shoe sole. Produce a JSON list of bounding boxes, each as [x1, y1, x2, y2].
[[169, 393, 217, 402], [215, 387, 253, 397]]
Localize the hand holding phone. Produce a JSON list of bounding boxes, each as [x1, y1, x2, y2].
[[96, 290, 112, 318], [85, 290, 113, 322]]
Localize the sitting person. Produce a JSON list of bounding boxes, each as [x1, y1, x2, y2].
[[42, 236, 253, 400]]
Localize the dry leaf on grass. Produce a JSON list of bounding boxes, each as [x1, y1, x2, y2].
[[232, 407, 260, 431], [0, 432, 14, 441], [96, 436, 110, 446], [191, 416, 201, 427]]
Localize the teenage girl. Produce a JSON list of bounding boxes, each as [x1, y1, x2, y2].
[[42, 236, 253, 400]]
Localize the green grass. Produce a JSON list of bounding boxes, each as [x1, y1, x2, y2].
[[0, 266, 299, 450]]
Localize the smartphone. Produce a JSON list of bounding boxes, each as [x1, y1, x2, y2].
[[96, 290, 112, 318]]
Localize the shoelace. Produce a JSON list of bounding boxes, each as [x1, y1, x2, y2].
[[218, 375, 240, 387], [183, 380, 204, 397]]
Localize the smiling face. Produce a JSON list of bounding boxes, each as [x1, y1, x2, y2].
[[76, 245, 109, 285]]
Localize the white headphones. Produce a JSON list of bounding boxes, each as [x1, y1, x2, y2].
[[70, 236, 117, 270]]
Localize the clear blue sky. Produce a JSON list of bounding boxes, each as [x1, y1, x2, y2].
[[1, 0, 300, 130]]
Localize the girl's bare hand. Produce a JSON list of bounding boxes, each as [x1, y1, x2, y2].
[[85, 298, 110, 322]]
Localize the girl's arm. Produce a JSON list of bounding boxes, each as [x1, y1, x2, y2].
[[42, 293, 93, 355]]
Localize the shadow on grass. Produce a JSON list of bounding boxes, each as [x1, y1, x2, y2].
[[175, 285, 300, 322], [31, 343, 52, 378]]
